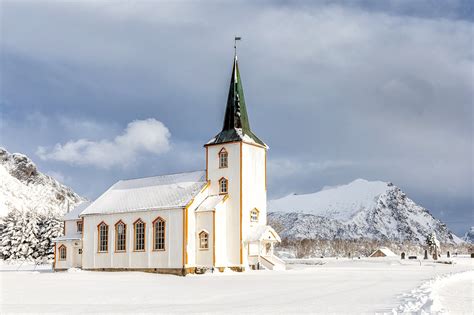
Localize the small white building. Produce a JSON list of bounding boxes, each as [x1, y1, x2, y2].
[[53, 53, 284, 275], [369, 247, 397, 258], [53, 201, 90, 270]]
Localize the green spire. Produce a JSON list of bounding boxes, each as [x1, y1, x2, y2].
[[206, 55, 266, 147]]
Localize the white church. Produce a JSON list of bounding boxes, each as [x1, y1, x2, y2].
[[53, 53, 285, 275]]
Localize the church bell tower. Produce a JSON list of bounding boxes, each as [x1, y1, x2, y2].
[[204, 51, 268, 267]]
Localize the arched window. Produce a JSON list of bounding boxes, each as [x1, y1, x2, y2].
[[115, 220, 126, 252], [58, 245, 67, 261], [219, 148, 228, 168], [134, 219, 145, 251], [250, 208, 259, 222], [199, 231, 209, 250], [153, 217, 166, 251], [98, 222, 108, 253], [219, 177, 228, 194]]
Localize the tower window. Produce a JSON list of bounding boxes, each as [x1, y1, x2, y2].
[[219, 148, 228, 168], [219, 177, 228, 194], [199, 231, 209, 250], [250, 208, 259, 222]]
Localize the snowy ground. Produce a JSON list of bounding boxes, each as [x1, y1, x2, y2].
[[1, 257, 472, 314], [396, 269, 474, 314]]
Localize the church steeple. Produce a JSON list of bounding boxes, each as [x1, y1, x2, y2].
[[206, 54, 267, 147]]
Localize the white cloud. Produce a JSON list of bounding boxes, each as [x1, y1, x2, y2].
[[37, 119, 170, 168]]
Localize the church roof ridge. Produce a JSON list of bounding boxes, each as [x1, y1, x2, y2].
[[80, 170, 206, 216], [116, 169, 205, 183]]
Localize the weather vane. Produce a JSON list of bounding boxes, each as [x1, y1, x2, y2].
[[234, 36, 241, 56]]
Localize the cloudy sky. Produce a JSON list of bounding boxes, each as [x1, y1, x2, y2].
[[1, 1, 472, 235]]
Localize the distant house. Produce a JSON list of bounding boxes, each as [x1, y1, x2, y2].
[[52, 52, 284, 275], [369, 247, 397, 257]]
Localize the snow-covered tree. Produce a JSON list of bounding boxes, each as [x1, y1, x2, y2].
[[425, 232, 440, 260], [36, 212, 63, 262], [0, 209, 63, 262], [0, 210, 19, 259], [1, 209, 30, 260]]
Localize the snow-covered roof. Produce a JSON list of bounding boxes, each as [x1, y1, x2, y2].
[[195, 195, 225, 212], [81, 171, 206, 216], [246, 225, 281, 242], [63, 201, 92, 221], [53, 233, 82, 242], [369, 247, 397, 257]]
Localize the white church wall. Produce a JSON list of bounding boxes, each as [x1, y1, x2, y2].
[[241, 143, 267, 266], [55, 240, 82, 269], [206, 142, 241, 266], [248, 242, 260, 256], [195, 211, 214, 267], [64, 219, 80, 236], [214, 201, 227, 267], [185, 186, 209, 267], [81, 208, 184, 270]]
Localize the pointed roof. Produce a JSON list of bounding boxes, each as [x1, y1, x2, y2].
[[206, 56, 267, 148]]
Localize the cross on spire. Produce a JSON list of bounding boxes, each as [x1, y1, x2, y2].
[[234, 36, 241, 58]]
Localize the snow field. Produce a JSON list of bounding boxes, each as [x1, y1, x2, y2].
[[1, 257, 472, 314], [395, 269, 474, 314]]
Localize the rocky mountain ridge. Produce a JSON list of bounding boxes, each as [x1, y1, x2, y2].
[[0, 147, 84, 217], [268, 179, 462, 245], [463, 227, 474, 243]]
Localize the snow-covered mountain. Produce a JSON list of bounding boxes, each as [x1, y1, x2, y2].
[[462, 227, 474, 243], [268, 179, 461, 245], [0, 147, 85, 217]]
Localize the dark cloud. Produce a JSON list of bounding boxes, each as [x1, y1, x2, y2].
[[1, 1, 472, 235]]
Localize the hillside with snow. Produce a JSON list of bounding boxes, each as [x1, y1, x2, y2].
[[462, 227, 474, 243], [268, 179, 461, 245], [0, 147, 85, 217]]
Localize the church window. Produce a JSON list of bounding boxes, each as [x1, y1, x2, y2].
[[78, 248, 82, 254], [58, 245, 67, 260], [219, 148, 228, 168], [98, 222, 108, 253], [250, 208, 259, 222], [199, 231, 209, 250], [77, 220, 83, 233], [115, 221, 126, 252], [153, 217, 166, 251], [219, 177, 228, 194], [134, 219, 145, 251]]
